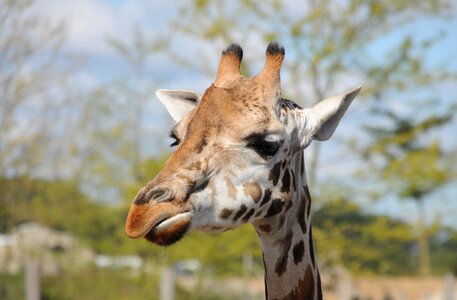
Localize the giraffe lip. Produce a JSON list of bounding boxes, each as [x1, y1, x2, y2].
[[152, 211, 193, 231], [125, 201, 194, 239], [144, 211, 193, 246]]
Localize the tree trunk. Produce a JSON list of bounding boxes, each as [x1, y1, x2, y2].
[[416, 198, 431, 276]]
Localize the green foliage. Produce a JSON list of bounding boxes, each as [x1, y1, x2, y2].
[[0, 176, 126, 254], [0, 268, 160, 300], [122, 157, 170, 204], [430, 228, 457, 275], [41, 268, 160, 300], [0, 273, 23, 300], [364, 109, 455, 201], [160, 225, 263, 275], [3, 169, 457, 277], [0, 170, 263, 274], [364, 113, 452, 156], [361, 99, 456, 275], [0, 267, 241, 300], [382, 144, 452, 199], [0, 176, 87, 232], [313, 198, 416, 275], [0, 0, 74, 176]]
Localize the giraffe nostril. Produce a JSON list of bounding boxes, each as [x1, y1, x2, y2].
[[146, 187, 173, 203]]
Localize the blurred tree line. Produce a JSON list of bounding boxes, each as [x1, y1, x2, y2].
[[2, 174, 457, 277], [1, 1, 457, 298], [0, 0, 74, 177]]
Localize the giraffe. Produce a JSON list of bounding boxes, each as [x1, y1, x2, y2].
[[125, 42, 360, 300]]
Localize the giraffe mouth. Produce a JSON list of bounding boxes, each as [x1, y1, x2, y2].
[[143, 211, 193, 246], [125, 200, 194, 245]]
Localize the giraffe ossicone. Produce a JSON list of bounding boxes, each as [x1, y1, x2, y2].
[[125, 42, 360, 299]]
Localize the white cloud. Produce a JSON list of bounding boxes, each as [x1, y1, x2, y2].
[[33, 0, 176, 57], [34, 0, 116, 56], [26, 0, 191, 87]]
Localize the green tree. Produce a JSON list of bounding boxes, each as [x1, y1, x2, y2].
[[313, 198, 416, 275], [430, 227, 457, 275], [0, 0, 75, 177], [362, 109, 456, 275], [0, 176, 127, 254]]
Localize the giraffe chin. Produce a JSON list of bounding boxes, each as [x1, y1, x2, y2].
[[144, 212, 192, 246]]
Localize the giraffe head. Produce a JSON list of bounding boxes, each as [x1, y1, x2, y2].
[[125, 43, 359, 246]]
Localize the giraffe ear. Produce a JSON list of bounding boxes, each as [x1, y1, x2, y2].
[[156, 89, 201, 123], [309, 86, 361, 141]]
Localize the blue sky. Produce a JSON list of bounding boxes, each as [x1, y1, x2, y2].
[[27, 0, 456, 118], [32, 0, 457, 226]]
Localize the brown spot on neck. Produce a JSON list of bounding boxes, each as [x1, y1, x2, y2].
[[316, 271, 323, 299], [257, 223, 271, 234], [280, 265, 316, 300], [291, 169, 296, 192], [309, 226, 316, 268], [292, 240, 305, 265], [274, 230, 293, 277], [304, 185, 312, 217], [265, 198, 285, 218], [219, 208, 233, 219], [241, 208, 255, 222], [297, 193, 307, 234], [243, 182, 262, 203], [280, 169, 291, 193], [269, 161, 282, 185], [233, 204, 248, 221], [255, 209, 263, 218], [260, 189, 272, 207]]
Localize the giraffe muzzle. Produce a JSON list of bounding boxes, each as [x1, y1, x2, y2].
[[124, 200, 193, 245]]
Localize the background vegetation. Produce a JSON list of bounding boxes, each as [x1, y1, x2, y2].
[[0, 0, 456, 299]]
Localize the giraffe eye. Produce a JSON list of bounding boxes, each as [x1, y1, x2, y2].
[[247, 139, 282, 159]]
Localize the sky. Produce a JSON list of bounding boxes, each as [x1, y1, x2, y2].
[[35, 0, 457, 88], [26, 0, 457, 226]]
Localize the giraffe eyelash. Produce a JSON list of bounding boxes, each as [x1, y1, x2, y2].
[[245, 133, 283, 159], [170, 132, 180, 147], [247, 140, 282, 159]]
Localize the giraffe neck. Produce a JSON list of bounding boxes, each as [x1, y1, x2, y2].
[[255, 153, 322, 300]]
